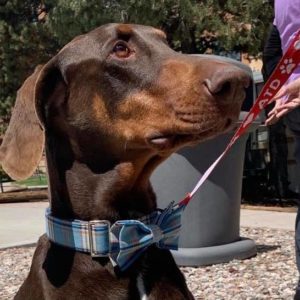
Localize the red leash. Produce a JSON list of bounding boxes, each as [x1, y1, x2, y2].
[[178, 29, 300, 208]]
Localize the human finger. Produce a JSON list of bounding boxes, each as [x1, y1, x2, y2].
[[275, 108, 290, 119], [277, 98, 300, 112], [268, 86, 288, 104], [285, 78, 300, 95], [267, 98, 282, 117], [265, 112, 279, 125]]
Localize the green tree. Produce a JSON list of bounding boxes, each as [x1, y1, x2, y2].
[[199, 0, 273, 54], [43, 0, 120, 46], [0, 0, 58, 133], [44, 0, 272, 54]]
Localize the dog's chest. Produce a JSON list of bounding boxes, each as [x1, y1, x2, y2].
[[137, 274, 148, 300]]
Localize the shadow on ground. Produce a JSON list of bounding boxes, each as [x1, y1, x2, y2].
[[256, 244, 281, 254]]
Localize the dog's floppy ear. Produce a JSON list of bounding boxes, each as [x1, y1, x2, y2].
[[0, 59, 67, 180], [0, 65, 45, 180], [34, 59, 68, 127]]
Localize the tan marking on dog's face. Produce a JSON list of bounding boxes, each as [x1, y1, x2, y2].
[[116, 24, 134, 36], [152, 28, 167, 40]]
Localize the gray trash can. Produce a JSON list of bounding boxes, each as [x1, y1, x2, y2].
[[150, 56, 259, 266]]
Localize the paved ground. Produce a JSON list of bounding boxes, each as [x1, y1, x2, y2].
[[240, 209, 296, 230], [0, 202, 48, 248], [0, 201, 297, 249]]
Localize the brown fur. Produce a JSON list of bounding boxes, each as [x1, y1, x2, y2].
[[0, 65, 44, 180], [0, 24, 249, 299]]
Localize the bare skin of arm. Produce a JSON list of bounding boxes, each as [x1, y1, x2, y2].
[[266, 77, 300, 125]]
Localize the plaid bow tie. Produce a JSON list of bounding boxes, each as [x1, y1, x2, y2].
[[45, 202, 185, 271]]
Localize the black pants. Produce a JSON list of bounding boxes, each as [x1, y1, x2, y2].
[[295, 208, 300, 298], [268, 121, 290, 197], [294, 137, 300, 299], [262, 24, 290, 198]]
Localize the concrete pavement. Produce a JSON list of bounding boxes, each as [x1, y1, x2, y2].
[[0, 202, 48, 249], [240, 209, 296, 230], [0, 201, 297, 249]]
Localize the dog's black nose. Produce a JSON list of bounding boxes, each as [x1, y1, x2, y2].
[[204, 67, 250, 103]]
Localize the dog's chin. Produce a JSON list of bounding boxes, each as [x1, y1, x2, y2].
[[146, 118, 236, 152]]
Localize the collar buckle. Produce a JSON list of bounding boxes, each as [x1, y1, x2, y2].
[[88, 220, 111, 257]]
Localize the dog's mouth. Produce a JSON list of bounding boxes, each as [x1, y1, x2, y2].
[[148, 133, 194, 148], [147, 118, 234, 151]]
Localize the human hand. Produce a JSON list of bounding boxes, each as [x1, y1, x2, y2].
[[265, 77, 300, 125]]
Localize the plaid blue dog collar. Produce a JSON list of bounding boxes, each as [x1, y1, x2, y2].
[[45, 201, 185, 271]]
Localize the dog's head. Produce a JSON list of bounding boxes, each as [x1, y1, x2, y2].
[[0, 24, 249, 182]]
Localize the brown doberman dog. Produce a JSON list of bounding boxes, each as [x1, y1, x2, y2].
[[0, 24, 249, 299]]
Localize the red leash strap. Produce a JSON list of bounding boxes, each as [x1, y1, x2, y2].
[[178, 29, 300, 208]]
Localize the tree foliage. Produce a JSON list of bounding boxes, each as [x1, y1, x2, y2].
[[0, 0, 273, 133], [0, 0, 58, 133], [44, 0, 272, 54]]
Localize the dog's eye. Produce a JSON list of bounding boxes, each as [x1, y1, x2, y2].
[[112, 42, 131, 58]]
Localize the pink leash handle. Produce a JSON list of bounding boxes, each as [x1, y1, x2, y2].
[[178, 29, 300, 208]]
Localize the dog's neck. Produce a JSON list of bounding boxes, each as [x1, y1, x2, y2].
[[45, 136, 161, 223]]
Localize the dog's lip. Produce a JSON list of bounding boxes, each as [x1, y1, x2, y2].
[[147, 130, 213, 149], [147, 133, 178, 149], [148, 134, 176, 145], [147, 119, 235, 148]]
